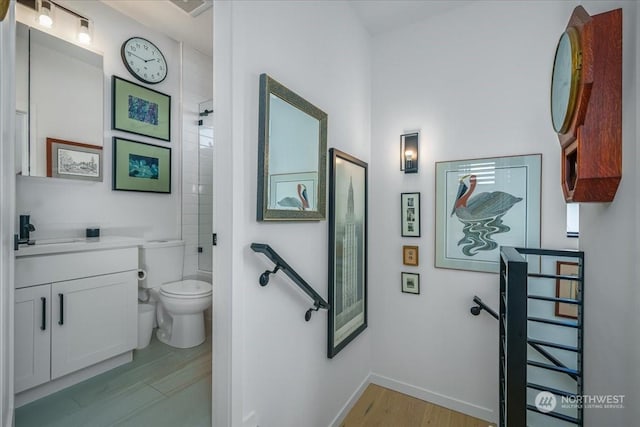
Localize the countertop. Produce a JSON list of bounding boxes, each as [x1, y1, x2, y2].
[[15, 236, 144, 257]]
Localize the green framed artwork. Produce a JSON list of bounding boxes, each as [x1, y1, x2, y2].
[[113, 137, 171, 193], [112, 75, 171, 141]]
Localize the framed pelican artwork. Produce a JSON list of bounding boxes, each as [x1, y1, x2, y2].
[[435, 154, 541, 273]]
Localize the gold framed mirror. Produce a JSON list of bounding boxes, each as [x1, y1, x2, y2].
[[257, 74, 327, 221]]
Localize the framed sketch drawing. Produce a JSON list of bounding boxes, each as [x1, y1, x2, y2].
[[401, 272, 420, 295], [435, 154, 541, 273], [46, 138, 102, 182], [401, 192, 420, 237], [328, 148, 367, 359], [555, 261, 579, 319]]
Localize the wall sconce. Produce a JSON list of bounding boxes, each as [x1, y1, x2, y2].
[[400, 132, 419, 174]]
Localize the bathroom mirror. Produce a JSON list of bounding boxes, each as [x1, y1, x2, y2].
[[15, 22, 103, 178], [257, 73, 327, 221]]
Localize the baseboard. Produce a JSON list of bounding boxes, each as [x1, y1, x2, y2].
[[369, 373, 495, 423], [328, 374, 371, 427]]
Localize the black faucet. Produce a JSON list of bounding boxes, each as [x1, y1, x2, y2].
[[18, 214, 35, 245]]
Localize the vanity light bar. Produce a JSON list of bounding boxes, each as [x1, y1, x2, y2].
[[19, 0, 93, 45]]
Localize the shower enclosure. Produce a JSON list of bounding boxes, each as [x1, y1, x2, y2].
[[198, 100, 213, 273]]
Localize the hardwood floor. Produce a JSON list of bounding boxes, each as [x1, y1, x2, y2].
[[15, 333, 211, 427], [341, 384, 495, 427]]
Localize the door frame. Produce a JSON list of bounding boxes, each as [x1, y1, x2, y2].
[[0, 1, 16, 426]]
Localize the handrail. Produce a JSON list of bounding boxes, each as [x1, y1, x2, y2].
[[470, 296, 498, 319], [470, 295, 578, 380], [250, 243, 330, 321]]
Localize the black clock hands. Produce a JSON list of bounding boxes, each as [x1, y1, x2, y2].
[[128, 51, 146, 62], [128, 52, 156, 63]]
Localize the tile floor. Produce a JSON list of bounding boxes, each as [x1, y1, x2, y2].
[[15, 333, 212, 427]]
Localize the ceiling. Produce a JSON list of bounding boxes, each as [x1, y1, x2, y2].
[[99, 0, 474, 57], [100, 0, 212, 56], [348, 0, 474, 35]]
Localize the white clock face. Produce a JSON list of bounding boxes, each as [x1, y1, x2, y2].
[[121, 37, 167, 84], [551, 29, 580, 133]]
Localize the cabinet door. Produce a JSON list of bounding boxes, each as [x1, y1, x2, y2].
[[51, 271, 137, 379], [15, 284, 51, 393]]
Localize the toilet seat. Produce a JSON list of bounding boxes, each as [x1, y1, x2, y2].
[[160, 279, 212, 299]]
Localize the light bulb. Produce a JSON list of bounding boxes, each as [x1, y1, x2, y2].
[[77, 19, 91, 44], [38, 0, 53, 28], [404, 150, 414, 161]]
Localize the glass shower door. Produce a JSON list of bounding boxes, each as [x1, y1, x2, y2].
[[198, 100, 213, 272]]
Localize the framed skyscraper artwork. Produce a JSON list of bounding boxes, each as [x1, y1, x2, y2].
[[328, 148, 368, 359], [435, 154, 541, 273]]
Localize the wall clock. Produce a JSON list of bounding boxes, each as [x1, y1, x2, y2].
[[552, 6, 622, 203], [121, 37, 167, 84]]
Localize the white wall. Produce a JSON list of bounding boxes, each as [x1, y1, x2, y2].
[[369, 1, 581, 422], [214, 1, 371, 426], [16, 0, 182, 241], [578, 1, 638, 426]]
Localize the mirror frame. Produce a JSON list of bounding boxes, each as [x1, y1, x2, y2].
[[257, 73, 328, 221]]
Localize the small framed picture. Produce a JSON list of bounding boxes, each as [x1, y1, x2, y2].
[[401, 192, 420, 237], [402, 245, 419, 266], [46, 138, 102, 182], [401, 272, 420, 294], [555, 261, 579, 319]]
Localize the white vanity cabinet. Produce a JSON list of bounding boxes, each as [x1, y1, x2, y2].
[[14, 239, 140, 397], [50, 271, 137, 379], [15, 284, 51, 392]]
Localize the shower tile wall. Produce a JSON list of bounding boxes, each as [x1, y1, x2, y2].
[[181, 46, 213, 278]]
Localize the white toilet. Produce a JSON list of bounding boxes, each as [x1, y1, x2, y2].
[[139, 240, 212, 348]]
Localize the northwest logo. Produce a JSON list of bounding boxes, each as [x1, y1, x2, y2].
[[534, 391, 557, 413]]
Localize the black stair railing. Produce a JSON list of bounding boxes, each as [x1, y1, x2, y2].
[[471, 297, 579, 381], [251, 243, 330, 321], [499, 247, 584, 427], [471, 247, 584, 427]]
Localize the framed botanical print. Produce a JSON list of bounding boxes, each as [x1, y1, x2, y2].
[[435, 154, 541, 273], [401, 192, 420, 237], [402, 245, 419, 266], [328, 148, 367, 359]]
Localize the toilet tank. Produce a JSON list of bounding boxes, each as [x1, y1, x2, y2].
[[139, 240, 185, 289]]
